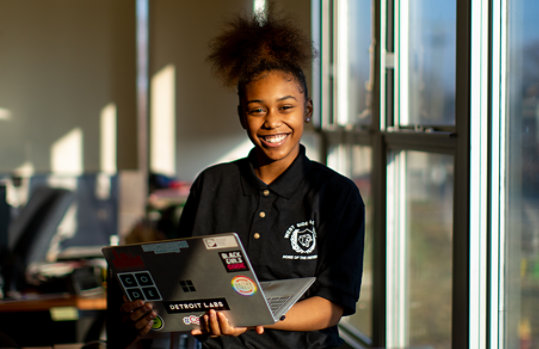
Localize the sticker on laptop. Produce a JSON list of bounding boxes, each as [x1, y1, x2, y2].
[[151, 315, 164, 331], [142, 240, 189, 254], [219, 250, 249, 272], [203, 235, 238, 250], [110, 250, 145, 269], [165, 298, 230, 314], [117, 271, 163, 301], [231, 276, 257, 296], [183, 315, 201, 326]]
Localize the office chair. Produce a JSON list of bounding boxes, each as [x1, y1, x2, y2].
[[1, 185, 75, 294]]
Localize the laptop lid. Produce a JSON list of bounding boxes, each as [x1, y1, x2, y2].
[[102, 233, 314, 332]]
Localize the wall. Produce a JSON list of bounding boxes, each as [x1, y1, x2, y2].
[[0, 0, 315, 180], [0, 0, 137, 174]]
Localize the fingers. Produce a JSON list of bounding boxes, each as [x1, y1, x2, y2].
[[120, 299, 156, 336], [120, 299, 144, 313], [137, 311, 157, 336], [254, 325, 265, 335], [191, 310, 260, 338], [209, 310, 223, 336], [125, 302, 154, 323]]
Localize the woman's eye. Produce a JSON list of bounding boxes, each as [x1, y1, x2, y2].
[[280, 105, 294, 111], [248, 108, 263, 114]]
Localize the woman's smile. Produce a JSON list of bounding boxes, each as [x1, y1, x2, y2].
[[259, 133, 289, 146]]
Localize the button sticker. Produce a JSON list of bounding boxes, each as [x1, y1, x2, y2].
[[231, 276, 257, 296], [152, 315, 164, 330]]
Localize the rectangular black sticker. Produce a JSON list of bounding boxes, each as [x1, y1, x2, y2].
[[164, 298, 230, 314], [219, 250, 249, 272]]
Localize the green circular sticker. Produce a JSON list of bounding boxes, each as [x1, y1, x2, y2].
[[151, 315, 164, 330]]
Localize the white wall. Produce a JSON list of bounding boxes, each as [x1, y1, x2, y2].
[[0, 0, 137, 174], [0, 0, 315, 181]]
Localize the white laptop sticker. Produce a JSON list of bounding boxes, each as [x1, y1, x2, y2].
[[203, 235, 238, 249]]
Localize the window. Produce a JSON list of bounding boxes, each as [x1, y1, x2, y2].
[[317, 0, 458, 347], [327, 141, 373, 340], [396, 0, 456, 126], [317, 0, 539, 348], [501, 0, 539, 347], [318, 0, 375, 343], [320, 0, 373, 127], [387, 150, 453, 348]]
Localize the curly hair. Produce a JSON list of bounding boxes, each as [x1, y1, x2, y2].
[[208, 10, 315, 99]]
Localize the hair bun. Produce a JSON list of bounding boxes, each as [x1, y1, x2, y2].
[[208, 10, 315, 87]]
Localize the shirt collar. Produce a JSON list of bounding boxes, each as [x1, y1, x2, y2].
[[239, 145, 309, 199]]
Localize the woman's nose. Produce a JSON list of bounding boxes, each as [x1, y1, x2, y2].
[[263, 109, 281, 129]]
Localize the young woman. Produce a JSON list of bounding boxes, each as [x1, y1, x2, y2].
[[114, 12, 365, 349]]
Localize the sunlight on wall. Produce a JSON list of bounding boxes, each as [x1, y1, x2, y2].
[[100, 103, 117, 174], [13, 161, 35, 177], [253, 0, 267, 16], [51, 128, 83, 176], [0, 108, 12, 121], [150, 64, 176, 176], [215, 139, 254, 164]]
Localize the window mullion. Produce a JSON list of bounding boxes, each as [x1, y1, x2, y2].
[[489, 0, 507, 347], [469, 0, 490, 348], [386, 151, 408, 347]]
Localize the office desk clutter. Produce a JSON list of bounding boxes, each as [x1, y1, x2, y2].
[[123, 173, 190, 245], [25, 258, 106, 296], [1, 185, 76, 296], [0, 180, 112, 347]]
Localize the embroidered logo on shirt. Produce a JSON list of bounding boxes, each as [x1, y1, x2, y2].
[[282, 220, 318, 260]]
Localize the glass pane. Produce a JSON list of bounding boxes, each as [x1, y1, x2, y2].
[[335, 0, 373, 126], [327, 143, 373, 338], [405, 151, 453, 348], [505, 1, 539, 347], [402, 1, 456, 126]]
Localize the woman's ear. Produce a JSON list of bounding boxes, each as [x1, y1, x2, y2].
[[304, 98, 313, 123], [237, 105, 247, 129]]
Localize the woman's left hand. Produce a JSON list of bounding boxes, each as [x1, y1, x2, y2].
[[191, 309, 264, 337]]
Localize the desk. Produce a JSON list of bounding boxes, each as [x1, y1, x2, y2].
[[0, 292, 106, 312], [0, 292, 106, 347]]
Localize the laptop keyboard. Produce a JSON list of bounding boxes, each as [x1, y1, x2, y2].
[[268, 295, 292, 314]]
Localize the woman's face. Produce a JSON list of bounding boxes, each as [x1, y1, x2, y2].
[[239, 70, 313, 168]]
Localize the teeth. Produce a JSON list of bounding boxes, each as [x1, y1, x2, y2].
[[263, 134, 286, 143]]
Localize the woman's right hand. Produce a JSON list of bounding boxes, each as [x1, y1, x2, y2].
[[120, 298, 157, 337]]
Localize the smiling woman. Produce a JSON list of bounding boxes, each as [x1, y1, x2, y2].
[[112, 8, 365, 349]]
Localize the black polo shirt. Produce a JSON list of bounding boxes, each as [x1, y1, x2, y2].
[[178, 145, 365, 349]]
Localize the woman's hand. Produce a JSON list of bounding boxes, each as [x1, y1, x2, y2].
[[120, 298, 157, 337], [191, 309, 264, 337]]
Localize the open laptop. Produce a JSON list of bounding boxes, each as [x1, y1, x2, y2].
[[102, 233, 315, 332]]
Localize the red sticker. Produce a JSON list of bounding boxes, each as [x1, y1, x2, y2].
[[111, 250, 145, 269]]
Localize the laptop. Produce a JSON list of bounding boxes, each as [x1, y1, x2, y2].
[[102, 233, 315, 332]]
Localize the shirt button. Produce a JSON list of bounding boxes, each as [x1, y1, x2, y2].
[[254, 233, 261, 239], [262, 189, 270, 196], [259, 211, 266, 218]]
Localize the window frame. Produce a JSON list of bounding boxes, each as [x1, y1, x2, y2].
[[315, 0, 477, 348]]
